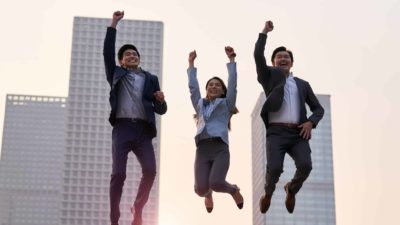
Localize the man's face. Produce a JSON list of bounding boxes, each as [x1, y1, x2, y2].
[[119, 49, 140, 68], [206, 79, 224, 100], [272, 51, 293, 74]]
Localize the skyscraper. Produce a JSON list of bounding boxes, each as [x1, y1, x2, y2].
[[0, 94, 67, 225], [251, 93, 336, 225], [61, 17, 163, 225]]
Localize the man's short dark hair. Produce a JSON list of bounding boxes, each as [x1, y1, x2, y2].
[[118, 44, 140, 60], [271, 46, 294, 63]]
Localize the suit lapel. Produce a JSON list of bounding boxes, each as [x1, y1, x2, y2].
[[198, 98, 224, 120], [294, 77, 305, 103], [142, 70, 150, 96], [112, 68, 126, 88]]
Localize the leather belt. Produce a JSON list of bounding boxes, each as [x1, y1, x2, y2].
[[198, 137, 223, 145], [269, 122, 299, 129], [116, 118, 148, 124]]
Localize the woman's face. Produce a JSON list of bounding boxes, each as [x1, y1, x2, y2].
[[206, 78, 224, 100]]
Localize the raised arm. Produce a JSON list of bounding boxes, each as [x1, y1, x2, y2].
[[111, 10, 124, 29], [254, 21, 274, 85], [103, 11, 124, 86], [187, 50, 201, 111], [224, 46, 237, 112]]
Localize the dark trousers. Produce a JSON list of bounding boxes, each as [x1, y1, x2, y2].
[[109, 120, 156, 224], [264, 126, 312, 195], [194, 138, 236, 197]]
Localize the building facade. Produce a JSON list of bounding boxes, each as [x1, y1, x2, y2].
[[61, 17, 163, 225], [0, 94, 67, 225], [251, 93, 336, 225]]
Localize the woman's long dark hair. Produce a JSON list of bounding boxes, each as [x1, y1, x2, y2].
[[194, 76, 239, 130]]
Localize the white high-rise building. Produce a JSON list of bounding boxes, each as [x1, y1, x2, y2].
[[251, 93, 336, 225], [61, 17, 163, 225], [0, 94, 67, 225]]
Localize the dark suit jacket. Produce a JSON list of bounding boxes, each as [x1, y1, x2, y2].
[[103, 27, 167, 138], [254, 33, 324, 128]]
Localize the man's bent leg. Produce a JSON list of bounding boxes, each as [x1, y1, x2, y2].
[[132, 138, 156, 215], [288, 139, 312, 194], [283, 138, 312, 213], [110, 173, 126, 224], [260, 130, 287, 213], [264, 133, 286, 195], [110, 122, 131, 224]]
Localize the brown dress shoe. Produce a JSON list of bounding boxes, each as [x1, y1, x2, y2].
[[259, 193, 272, 213], [284, 183, 295, 213], [204, 195, 213, 213], [232, 185, 244, 209]]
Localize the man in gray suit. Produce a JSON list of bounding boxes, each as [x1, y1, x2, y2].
[[254, 20, 324, 214]]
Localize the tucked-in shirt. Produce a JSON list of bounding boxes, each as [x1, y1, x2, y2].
[[116, 69, 147, 120], [269, 73, 300, 124]]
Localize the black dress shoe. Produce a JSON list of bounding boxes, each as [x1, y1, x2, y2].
[[259, 193, 272, 213], [284, 183, 295, 213], [232, 185, 244, 209]]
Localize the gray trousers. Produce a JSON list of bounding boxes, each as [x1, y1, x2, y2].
[[194, 138, 237, 196], [265, 126, 313, 195]]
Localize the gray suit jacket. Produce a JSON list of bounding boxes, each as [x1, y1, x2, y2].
[[187, 63, 237, 145], [254, 33, 324, 128]]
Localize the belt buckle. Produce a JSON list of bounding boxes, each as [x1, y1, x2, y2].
[[287, 123, 298, 128]]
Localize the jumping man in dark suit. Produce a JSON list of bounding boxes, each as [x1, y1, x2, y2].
[[104, 11, 167, 225], [254, 20, 324, 214]]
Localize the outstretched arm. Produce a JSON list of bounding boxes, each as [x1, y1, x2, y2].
[[188, 50, 196, 68], [262, 20, 274, 34], [254, 21, 274, 85], [225, 46, 237, 112], [103, 11, 124, 86], [187, 50, 201, 111], [111, 10, 124, 28]]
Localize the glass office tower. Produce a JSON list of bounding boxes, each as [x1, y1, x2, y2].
[[0, 94, 67, 225]]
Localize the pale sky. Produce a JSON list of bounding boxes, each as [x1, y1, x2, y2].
[[0, 0, 399, 224]]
